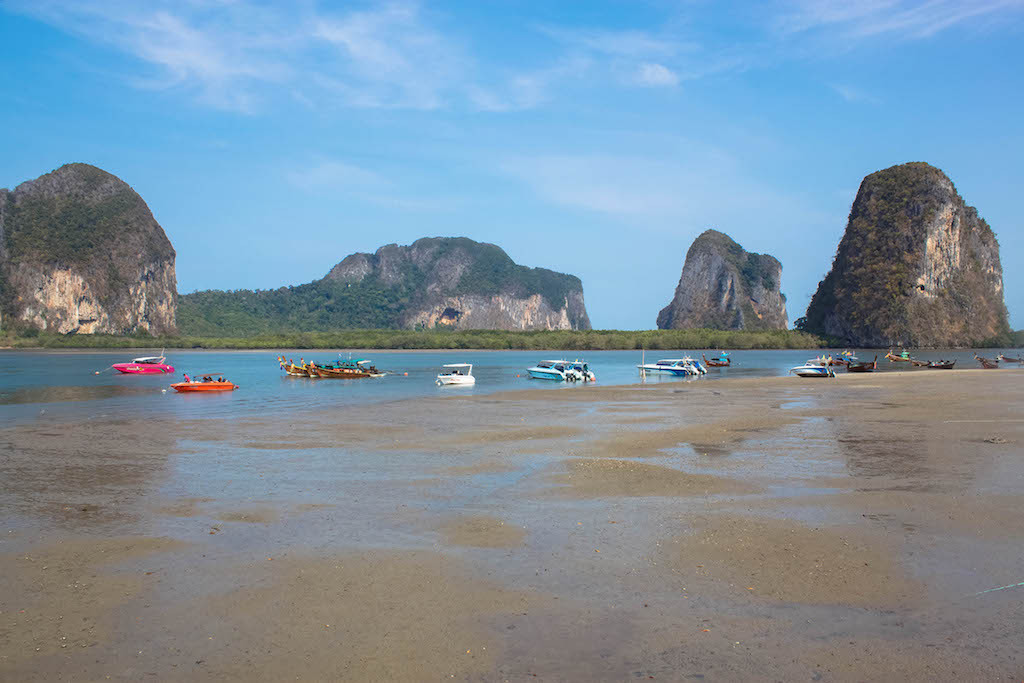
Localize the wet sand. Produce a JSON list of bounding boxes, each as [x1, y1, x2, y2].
[[2, 369, 1023, 680]]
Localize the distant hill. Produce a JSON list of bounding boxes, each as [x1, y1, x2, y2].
[[657, 230, 787, 331], [178, 237, 590, 335], [800, 162, 1009, 347], [0, 163, 177, 335]]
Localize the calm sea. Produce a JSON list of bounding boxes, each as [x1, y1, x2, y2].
[[0, 348, 1017, 424]]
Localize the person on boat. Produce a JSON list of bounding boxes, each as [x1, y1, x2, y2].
[[183, 373, 190, 383]]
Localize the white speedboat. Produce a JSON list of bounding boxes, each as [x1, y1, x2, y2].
[[790, 358, 835, 378], [637, 357, 707, 376], [526, 359, 595, 382], [436, 363, 475, 386]]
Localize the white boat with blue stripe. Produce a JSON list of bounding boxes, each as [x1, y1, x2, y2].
[[526, 359, 596, 382], [637, 357, 707, 376]]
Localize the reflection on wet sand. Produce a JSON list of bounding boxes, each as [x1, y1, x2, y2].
[[1, 370, 1023, 680], [0, 384, 157, 405]]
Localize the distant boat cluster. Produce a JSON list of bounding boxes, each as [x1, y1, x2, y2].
[[92, 346, 1024, 394]]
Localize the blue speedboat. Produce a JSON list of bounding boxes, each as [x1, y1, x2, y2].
[[526, 359, 595, 382]]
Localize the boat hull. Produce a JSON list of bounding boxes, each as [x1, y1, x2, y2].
[[792, 368, 832, 377], [637, 364, 692, 376], [113, 363, 175, 374], [527, 368, 564, 381], [437, 375, 475, 386], [171, 382, 237, 392]]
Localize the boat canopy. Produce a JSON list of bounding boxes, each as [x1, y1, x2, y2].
[[442, 363, 472, 368]]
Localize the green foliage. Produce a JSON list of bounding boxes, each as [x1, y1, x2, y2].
[[179, 236, 586, 335], [5, 188, 164, 267], [0, 328, 827, 350]]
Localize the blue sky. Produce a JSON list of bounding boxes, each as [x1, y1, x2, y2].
[[1, 0, 1022, 330]]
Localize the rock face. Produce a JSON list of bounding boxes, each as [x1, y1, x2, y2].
[[657, 230, 788, 330], [802, 162, 1009, 347], [324, 237, 590, 330], [0, 163, 177, 335]]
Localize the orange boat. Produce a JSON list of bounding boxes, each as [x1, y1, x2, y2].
[[171, 373, 238, 392]]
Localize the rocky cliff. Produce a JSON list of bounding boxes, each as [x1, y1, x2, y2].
[[0, 163, 177, 335], [178, 237, 590, 335], [657, 230, 788, 330], [801, 162, 1009, 347]]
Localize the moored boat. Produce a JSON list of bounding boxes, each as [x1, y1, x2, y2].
[[885, 348, 914, 363], [974, 354, 1000, 369], [790, 358, 835, 378], [171, 373, 237, 392], [998, 354, 1023, 363], [638, 357, 706, 376], [112, 352, 174, 375], [702, 351, 731, 367], [927, 360, 956, 369], [846, 355, 878, 373], [527, 359, 595, 382], [436, 363, 475, 386]]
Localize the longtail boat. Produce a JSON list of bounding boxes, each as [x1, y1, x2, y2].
[[702, 351, 731, 367], [279, 356, 310, 377], [910, 359, 930, 367], [846, 355, 877, 373], [171, 373, 237, 392], [974, 354, 999, 369], [885, 348, 913, 363], [927, 360, 956, 369], [998, 354, 1023, 363]]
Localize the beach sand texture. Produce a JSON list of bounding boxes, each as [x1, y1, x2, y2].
[[1, 370, 1022, 680]]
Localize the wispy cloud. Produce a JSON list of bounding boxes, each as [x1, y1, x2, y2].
[[286, 159, 385, 192], [286, 157, 455, 212], [774, 0, 1024, 41], [829, 83, 878, 103]]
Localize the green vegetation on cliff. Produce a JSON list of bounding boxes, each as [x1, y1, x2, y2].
[[181, 237, 586, 335]]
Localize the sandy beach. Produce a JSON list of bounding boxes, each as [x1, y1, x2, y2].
[[2, 369, 1023, 681]]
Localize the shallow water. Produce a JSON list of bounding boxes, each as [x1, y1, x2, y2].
[[0, 347, 1018, 423]]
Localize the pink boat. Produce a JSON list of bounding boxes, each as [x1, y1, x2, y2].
[[112, 354, 175, 375]]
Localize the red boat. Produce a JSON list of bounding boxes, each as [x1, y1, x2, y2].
[[112, 354, 175, 374], [171, 373, 237, 392]]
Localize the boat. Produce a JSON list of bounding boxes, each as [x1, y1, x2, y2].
[[280, 356, 383, 378], [975, 354, 1000, 369], [436, 363, 475, 386], [171, 373, 237, 392], [702, 351, 731, 367], [112, 351, 174, 375], [910, 359, 931, 367], [885, 348, 914, 363], [638, 357, 706, 376], [828, 350, 858, 367], [279, 356, 310, 377], [846, 355, 878, 373], [566, 360, 597, 382], [998, 354, 1023, 363], [526, 359, 593, 382], [927, 360, 956, 369], [790, 358, 835, 378]]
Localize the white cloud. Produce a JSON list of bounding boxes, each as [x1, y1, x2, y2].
[[635, 62, 680, 87]]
